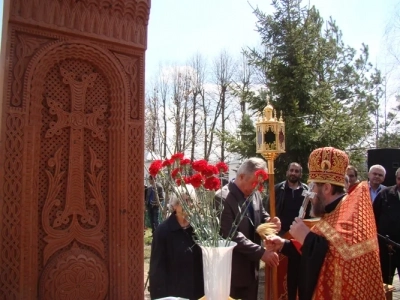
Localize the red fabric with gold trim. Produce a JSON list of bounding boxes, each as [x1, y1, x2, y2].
[[307, 147, 349, 187], [311, 181, 385, 299]]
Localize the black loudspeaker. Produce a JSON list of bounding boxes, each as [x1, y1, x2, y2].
[[367, 148, 400, 187]]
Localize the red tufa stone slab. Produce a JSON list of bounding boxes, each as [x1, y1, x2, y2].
[[0, 0, 150, 299]]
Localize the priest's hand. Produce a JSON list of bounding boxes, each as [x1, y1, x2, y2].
[[261, 249, 279, 267], [289, 217, 310, 245], [264, 235, 285, 252]]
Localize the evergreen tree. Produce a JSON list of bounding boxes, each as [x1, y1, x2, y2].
[[241, 0, 382, 179], [224, 113, 258, 159]]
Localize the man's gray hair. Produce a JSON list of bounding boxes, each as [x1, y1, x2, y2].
[[237, 157, 267, 177], [395, 167, 400, 177], [369, 164, 386, 176]]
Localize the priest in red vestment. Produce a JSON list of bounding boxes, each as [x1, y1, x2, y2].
[[266, 147, 386, 300]]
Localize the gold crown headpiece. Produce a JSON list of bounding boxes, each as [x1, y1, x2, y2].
[[307, 147, 349, 187]]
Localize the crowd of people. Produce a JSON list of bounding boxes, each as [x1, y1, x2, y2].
[[145, 147, 400, 300]]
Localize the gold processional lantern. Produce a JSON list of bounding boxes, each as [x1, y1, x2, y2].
[[256, 101, 285, 158], [255, 101, 285, 300]]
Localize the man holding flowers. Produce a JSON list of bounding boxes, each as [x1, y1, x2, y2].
[[147, 154, 277, 299], [217, 157, 281, 300]]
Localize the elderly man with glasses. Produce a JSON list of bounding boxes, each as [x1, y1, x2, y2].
[[368, 165, 386, 202]]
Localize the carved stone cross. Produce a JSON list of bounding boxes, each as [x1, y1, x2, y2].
[[46, 68, 106, 224], [43, 68, 107, 263]]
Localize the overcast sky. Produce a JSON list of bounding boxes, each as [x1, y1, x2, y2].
[[0, 0, 398, 98], [146, 0, 399, 96]]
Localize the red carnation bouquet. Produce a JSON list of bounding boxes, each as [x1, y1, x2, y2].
[[147, 153, 268, 247]]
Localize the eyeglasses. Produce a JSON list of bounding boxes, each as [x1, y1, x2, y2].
[[348, 174, 356, 178], [289, 169, 300, 173]]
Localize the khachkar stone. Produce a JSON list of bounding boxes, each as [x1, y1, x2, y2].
[[0, 0, 150, 299]]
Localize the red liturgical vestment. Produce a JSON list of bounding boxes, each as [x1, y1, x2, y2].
[[311, 181, 385, 299]]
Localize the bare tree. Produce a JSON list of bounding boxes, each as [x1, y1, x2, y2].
[[385, 2, 400, 66], [168, 67, 195, 154], [144, 86, 160, 153], [158, 68, 170, 158], [212, 50, 236, 161], [188, 53, 207, 161], [232, 53, 255, 117]]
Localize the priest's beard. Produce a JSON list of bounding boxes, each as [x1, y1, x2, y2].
[[310, 189, 325, 217]]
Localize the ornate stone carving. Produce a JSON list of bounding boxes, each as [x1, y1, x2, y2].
[[10, 0, 151, 47], [128, 123, 145, 292], [114, 53, 140, 119], [11, 34, 50, 107], [0, 114, 24, 298], [42, 67, 107, 263], [0, 2, 147, 297], [39, 243, 109, 299]]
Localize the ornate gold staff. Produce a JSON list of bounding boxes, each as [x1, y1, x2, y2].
[[255, 101, 285, 300]]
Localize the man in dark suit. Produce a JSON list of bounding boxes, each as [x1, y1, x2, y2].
[[373, 167, 400, 285], [217, 157, 281, 300], [267, 162, 310, 236], [145, 175, 165, 234]]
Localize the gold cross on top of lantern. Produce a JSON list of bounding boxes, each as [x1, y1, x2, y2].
[[255, 100, 286, 154]]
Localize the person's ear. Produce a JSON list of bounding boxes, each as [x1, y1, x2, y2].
[[323, 183, 332, 195]]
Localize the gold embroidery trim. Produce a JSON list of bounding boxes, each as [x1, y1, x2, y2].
[[316, 220, 377, 261], [333, 261, 341, 299]]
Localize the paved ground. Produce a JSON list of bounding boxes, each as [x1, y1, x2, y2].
[[144, 269, 399, 299]]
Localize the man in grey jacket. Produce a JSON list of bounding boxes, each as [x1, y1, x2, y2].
[[218, 157, 281, 300]]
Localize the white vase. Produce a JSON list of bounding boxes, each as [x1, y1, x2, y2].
[[199, 240, 237, 300]]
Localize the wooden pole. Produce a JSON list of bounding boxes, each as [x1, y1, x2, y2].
[[262, 153, 279, 300]]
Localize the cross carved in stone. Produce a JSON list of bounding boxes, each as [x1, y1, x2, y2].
[[46, 67, 107, 226]]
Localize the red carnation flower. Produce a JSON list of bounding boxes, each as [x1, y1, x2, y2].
[[215, 162, 229, 174], [252, 181, 264, 192], [171, 152, 184, 161], [180, 158, 191, 166], [171, 167, 182, 179], [176, 176, 190, 186], [162, 159, 173, 168], [192, 159, 208, 173], [255, 169, 269, 182], [203, 165, 219, 177], [189, 173, 204, 188], [204, 176, 221, 191], [149, 160, 163, 177]]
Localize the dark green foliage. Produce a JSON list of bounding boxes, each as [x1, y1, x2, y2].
[[224, 113, 258, 159]]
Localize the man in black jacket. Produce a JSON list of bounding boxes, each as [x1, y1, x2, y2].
[[373, 167, 400, 284], [145, 175, 165, 234], [266, 162, 310, 236]]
